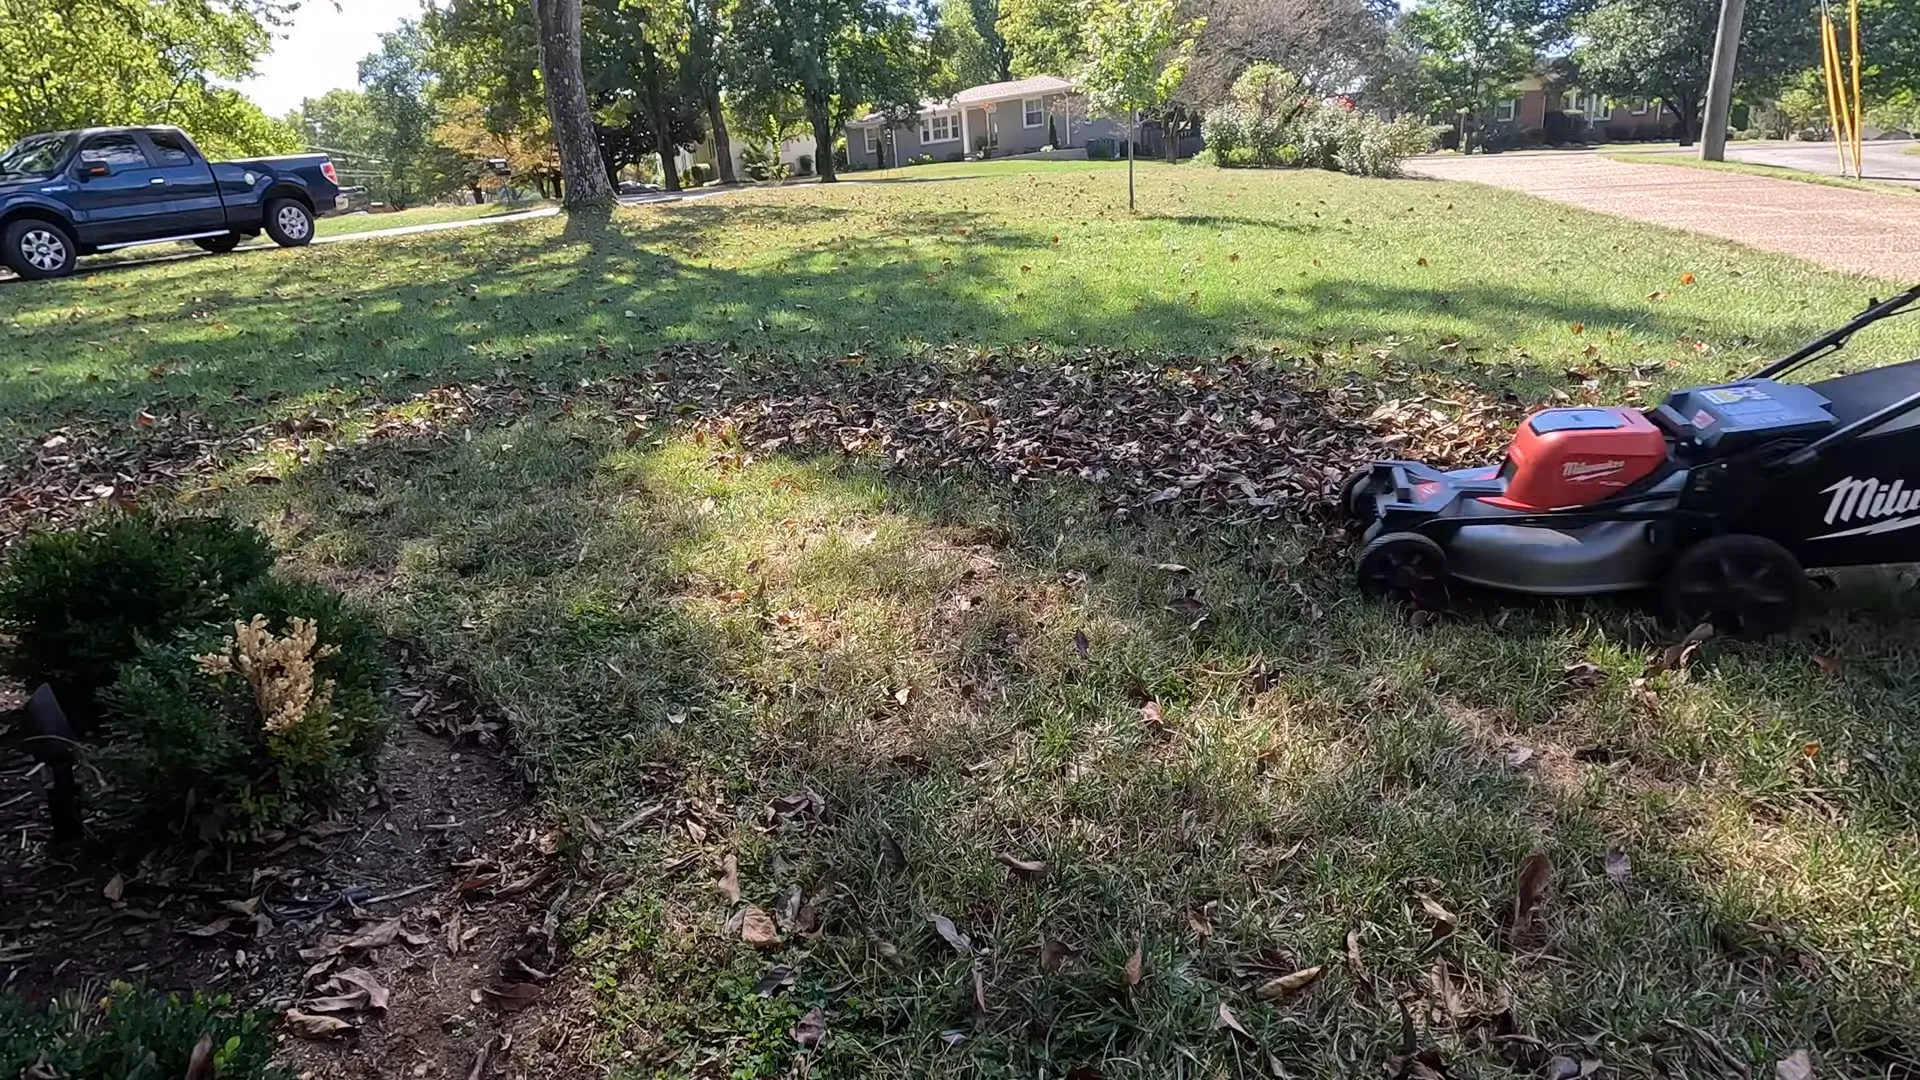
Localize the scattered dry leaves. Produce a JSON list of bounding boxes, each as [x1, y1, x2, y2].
[[1254, 965, 1324, 1002]]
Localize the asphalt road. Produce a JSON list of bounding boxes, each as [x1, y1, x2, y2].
[[1651, 139, 1920, 187]]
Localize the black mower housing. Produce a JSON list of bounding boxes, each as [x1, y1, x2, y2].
[[1353, 284, 1920, 597]]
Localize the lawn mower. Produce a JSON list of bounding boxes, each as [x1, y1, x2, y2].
[[1344, 284, 1920, 634]]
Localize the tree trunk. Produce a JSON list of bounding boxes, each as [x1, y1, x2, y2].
[[1127, 108, 1136, 212], [1671, 95, 1700, 146], [530, 0, 615, 208], [705, 90, 738, 184], [641, 42, 682, 192], [809, 101, 838, 183]]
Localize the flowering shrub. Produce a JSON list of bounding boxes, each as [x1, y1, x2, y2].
[[1203, 64, 1444, 178]]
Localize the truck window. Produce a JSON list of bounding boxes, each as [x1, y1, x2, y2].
[[146, 131, 195, 165], [79, 134, 148, 168]]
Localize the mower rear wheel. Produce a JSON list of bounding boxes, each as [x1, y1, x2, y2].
[[1357, 531, 1449, 608], [1665, 534, 1807, 638]]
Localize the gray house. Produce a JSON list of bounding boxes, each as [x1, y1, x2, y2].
[[845, 75, 1125, 170]]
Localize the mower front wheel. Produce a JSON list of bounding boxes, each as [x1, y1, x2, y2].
[[1664, 533, 1807, 638], [1357, 531, 1449, 609], [1338, 466, 1381, 529]]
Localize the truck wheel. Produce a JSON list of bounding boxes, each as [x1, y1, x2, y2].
[[263, 198, 314, 247], [194, 233, 242, 253], [1357, 531, 1449, 609], [3, 219, 77, 280], [1664, 534, 1806, 638]]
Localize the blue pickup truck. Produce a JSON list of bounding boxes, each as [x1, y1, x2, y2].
[[0, 125, 344, 280]]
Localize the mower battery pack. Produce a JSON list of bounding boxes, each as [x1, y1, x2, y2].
[[1653, 379, 1837, 452], [1488, 407, 1668, 510]]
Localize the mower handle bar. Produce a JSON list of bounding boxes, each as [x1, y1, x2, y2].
[[1751, 283, 1920, 381]]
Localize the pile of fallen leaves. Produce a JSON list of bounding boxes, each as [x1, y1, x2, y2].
[[618, 345, 1525, 535], [1, 345, 1527, 549]]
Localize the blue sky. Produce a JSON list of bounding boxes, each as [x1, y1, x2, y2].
[[238, 0, 415, 116]]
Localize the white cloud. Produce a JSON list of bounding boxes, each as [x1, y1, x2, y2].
[[237, 0, 417, 117]]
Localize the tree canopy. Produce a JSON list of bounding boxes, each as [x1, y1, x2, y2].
[[996, 0, 1087, 77], [1572, 0, 1813, 140], [1374, 0, 1546, 121], [0, 0, 296, 154]]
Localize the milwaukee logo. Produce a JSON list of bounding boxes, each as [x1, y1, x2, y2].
[[1812, 476, 1920, 540], [1562, 459, 1627, 480]]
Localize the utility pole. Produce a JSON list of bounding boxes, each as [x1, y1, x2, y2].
[[1701, 0, 1746, 160]]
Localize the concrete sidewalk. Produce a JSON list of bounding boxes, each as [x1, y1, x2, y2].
[[1410, 150, 1920, 282]]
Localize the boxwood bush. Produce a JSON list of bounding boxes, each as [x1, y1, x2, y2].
[[0, 511, 393, 840], [0, 513, 273, 721], [0, 983, 285, 1080]]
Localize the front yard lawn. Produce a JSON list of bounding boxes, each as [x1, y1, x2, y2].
[[5, 160, 1920, 1077]]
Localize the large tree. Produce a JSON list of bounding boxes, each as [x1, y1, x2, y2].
[[1371, 0, 1544, 137], [1573, 0, 1812, 144], [932, 0, 1013, 93], [996, 0, 1086, 77], [733, 0, 930, 182], [531, 0, 618, 206], [357, 23, 455, 206], [1176, 0, 1392, 109], [0, 0, 295, 153], [583, 0, 703, 191], [685, 0, 741, 183], [1857, 0, 1917, 106]]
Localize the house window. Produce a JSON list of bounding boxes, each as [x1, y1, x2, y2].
[[920, 113, 959, 143], [1630, 97, 1650, 115], [1495, 99, 1518, 123], [864, 127, 878, 154], [1023, 98, 1044, 128]]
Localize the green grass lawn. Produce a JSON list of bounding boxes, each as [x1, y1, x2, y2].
[[1604, 150, 1920, 197], [6, 160, 1920, 1076], [313, 198, 555, 238]]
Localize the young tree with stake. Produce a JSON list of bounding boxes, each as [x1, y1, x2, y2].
[[1079, 0, 1203, 211]]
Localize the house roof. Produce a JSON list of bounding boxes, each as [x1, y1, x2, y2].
[[952, 75, 1075, 106], [851, 75, 1076, 125]]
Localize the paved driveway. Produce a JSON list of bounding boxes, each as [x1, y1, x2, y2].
[[1409, 150, 1920, 282]]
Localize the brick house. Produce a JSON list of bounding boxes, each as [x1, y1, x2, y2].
[[1493, 74, 1673, 141]]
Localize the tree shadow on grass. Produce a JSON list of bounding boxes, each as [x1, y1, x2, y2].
[[201, 382, 1920, 1076]]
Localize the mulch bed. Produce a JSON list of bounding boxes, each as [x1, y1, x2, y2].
[[0, 654, 593, 1079]]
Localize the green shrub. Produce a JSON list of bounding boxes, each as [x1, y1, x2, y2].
[[0, 983, 285, 1080], [0, 513, 273, 717], [1224, 146, 1258, 167], [1191, 148, 1219, 167], [1203, 65, 1314, 168], [96, 575, 392, 840]]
